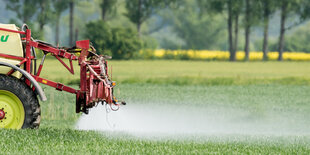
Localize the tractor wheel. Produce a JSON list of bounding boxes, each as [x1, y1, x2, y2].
[[0, 74, 41, 129]]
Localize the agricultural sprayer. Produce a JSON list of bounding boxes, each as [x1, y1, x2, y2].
[[0, 24, 125, 129]]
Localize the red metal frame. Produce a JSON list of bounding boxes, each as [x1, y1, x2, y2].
[[0, 27, 121, 114]]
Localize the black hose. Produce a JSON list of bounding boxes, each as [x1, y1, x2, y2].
[[31, 46, 37, 75]]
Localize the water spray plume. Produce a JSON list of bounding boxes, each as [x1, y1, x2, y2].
[[76, 103, 310, 138]]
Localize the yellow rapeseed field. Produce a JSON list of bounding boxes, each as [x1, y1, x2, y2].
[[148, 49, 310, 61]]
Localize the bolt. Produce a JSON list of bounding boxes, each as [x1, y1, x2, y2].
[[0, 110, 5, 120]]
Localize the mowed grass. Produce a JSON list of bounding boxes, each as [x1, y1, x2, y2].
[[1, 60, 310, 154], [1, 128, 310, 154], [40, 59, 310, 85]]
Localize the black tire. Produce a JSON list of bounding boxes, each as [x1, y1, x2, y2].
[[0, 74, 41, 129]]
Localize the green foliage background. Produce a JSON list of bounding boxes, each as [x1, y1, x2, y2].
[[3, 0, 310, 57], [84, 20, 141, 59]]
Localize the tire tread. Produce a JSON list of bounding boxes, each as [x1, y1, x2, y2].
[[0, 74, 41, 129]]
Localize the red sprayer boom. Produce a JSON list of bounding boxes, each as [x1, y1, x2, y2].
[[75, 40, 126, 113]]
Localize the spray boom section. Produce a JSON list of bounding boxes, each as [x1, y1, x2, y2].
[[34, 39, 126, 114], [74, 40, 126, 114]]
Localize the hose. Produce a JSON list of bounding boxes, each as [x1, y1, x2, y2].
[[31, 46, 37, 75], [21, 24, 29, 32], [110, 103, 120, 111], [104, 101, 115, 129]]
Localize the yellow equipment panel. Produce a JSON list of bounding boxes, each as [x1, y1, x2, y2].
[[0, 24, 24, 78]]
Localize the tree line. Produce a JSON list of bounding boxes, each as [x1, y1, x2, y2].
[[198, 0, 310, 61], [4, 0, 176, 59], [3, 0, 310, 61]]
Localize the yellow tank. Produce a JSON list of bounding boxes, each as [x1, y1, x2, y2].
[[0, 24, 24, 78]]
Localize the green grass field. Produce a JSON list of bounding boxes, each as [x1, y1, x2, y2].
[[40, 59, 310, 85], [1, 60, 310, 154]]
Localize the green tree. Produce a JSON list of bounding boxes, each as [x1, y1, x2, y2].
[[232, 0, 243, 60], [6, 0, 44, 39], [258, 0, 277, 60], [276, 0, 310, 61], [52, 0, 70, 45], [100, 0, 117, 21], [69, 0, 75, 46], [243, 0, 261, 61], [284, 0, 310, 53], [6, 0, 38, 23], [167, 0, 227, 50], [285, 23, 310, 53], [37, 0, 52, 39], [84, 20, 141, 59], [125, 0, 175, 37], [198, 0, 242, 61], [69, 0, 85, 46]]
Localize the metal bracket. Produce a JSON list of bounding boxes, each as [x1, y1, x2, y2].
[[56, 83, 64, 91]]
